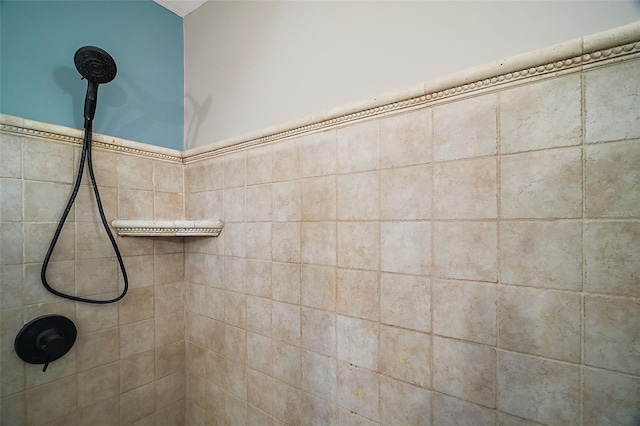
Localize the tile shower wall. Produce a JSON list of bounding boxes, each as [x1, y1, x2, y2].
[[184, 57, 640, 425], [0, 136, 186, 425]]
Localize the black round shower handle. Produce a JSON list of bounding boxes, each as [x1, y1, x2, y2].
[[37, 330, 65, 356]]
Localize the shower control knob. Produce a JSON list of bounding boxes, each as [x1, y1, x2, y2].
[[14, 315, 77, 373]]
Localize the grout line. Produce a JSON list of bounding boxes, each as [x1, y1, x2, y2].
[[495, 91, 502, 413], [579, 68, 588, 426], [428, 106, 436, 426]]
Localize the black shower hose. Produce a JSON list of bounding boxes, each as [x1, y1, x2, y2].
[[41, 118, 128, 304]]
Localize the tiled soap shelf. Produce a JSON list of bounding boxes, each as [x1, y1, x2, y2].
[[112, 220, 224, 237]]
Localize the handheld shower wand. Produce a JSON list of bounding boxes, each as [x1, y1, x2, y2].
[[41, 46, 128, 304]]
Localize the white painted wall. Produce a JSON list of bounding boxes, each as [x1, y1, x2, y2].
[[184, 1, 640, 147]]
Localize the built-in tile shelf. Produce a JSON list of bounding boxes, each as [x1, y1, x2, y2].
[[112, 220, 223, 237]]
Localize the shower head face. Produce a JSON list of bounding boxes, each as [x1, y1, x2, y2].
[[74, 46, 117, 84]]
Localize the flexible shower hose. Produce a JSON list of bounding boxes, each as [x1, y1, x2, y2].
[[41, 119, 128, 303]]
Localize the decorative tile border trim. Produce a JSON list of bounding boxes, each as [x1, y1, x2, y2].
[[0, 115, 183, 163], [182, 22, 640, 163]]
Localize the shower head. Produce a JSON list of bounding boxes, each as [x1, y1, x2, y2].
[[74, 46, 117, 122], [74, 46, 117, 84]]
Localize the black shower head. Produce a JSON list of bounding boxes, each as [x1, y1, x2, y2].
[[74, 46, 117, 121], [74, 46, 117, 84]]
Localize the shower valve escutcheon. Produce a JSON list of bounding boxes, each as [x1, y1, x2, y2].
[[14, 315, 77, 372]]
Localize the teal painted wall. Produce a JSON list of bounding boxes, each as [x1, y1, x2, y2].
[[1, 0, 184, 150]]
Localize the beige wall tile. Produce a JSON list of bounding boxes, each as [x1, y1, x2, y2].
[[89, 149, 118, 189], [247, 295, 271, 336], [337, 120, 379, 174], [247, 145, 272, 185], [272, 222, 299, 263], [246, 259, 272, 297], [122, 255, 154, 289], [301, 130, 337, 177], [338, 407, 377, 426], [585, 222, 640, 297], [583, 367, 640, 426], [272, 301, 300, 345], [224, 290, 246, 329], [224, 256, 246, 293], [156, 340, 185, 379], [1, 349, 25, 397], [156, 400, 186, 426], [154, 191, 184, 220], [433, 336, 496, 407], [271, 262, 300, 304], [119, 286, 154, 324], [153, 253, 184, 285], [156, 312, 184, 348], [25, 260, 74, 304], [78, 396, 119, 426], [225, 325, 247, 364], [247, 331, 272, 374], [223, 186, 245, 222], [301, 392, 338, 425], [302, 349, 336, 402], [499, 286, 581, 362], [24, 222, 74, 263], [1, 178, 22, 221], [76, 259, 118, 297], [227, 359, 247, 402], [0, 222, 23, 265], [118, 188, 153, 220], [246, 184, 272, 222], [0, 134, 23, 178], [500, 74, 581, 153], [496, 412, 543, 426], [24, 181, 74, 222], [271, 380, 300, 425], [120, 381, 155, 425], [585, 295, 640, 375], [379, 376, 431, 426], [433, 221, 497, 282], [272, 139, 301, 182], [586, 58, 640, 143], [119, 318, 154, 359], [434, 158, 497, 219], [224, 151, 246, 188], [186, 341, 207, 376], [337, 315, 378, 370], [273, 341, 300, 387], [204, 157, 224, 191], [185, 160, 206, 193], [336, 268, 378, 321], [380, 273, 430, 332], [77, 328, 119, 372], [120, 350, 155, 393], [433, 279, 496, 345], [25, 376, 77, 425], [379, 108, 432, 168], [497, 351, 579, 425], [586, 142, 640, 218], [75, 185, 117, 222], [500, 148, 582, 218], [381, 221, 430, 275], [337, 171, 379, 220], [76, 221, 117, 260], [206, 349, 225, 387], [434, 393, 495, 426], [434, 94, 497, 161], [301, 307, 336, 357], [337, 222, 379, 270], [500, 221, 582, 290], [23, 139, 74, 183], [1, 392, 25, 425], [78, 362, 119, 408], [154, 160, 183, 193], [246, 222, 272, 260], [380, 164, 431, 220], [247, 368, 273, 414], [379, 325, 430, 388], [301, 264, 336, 311], [225, 393, 247, 425], [203, 317, 224, 353], [301, 175, 336, 221], [223, 222, 246, 257], [336, 362, 379, 421], [301, 222, 336, 266], [272, 181, 301, 222], [118, 155, 153, 191], [1, 265, 23, 309]]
